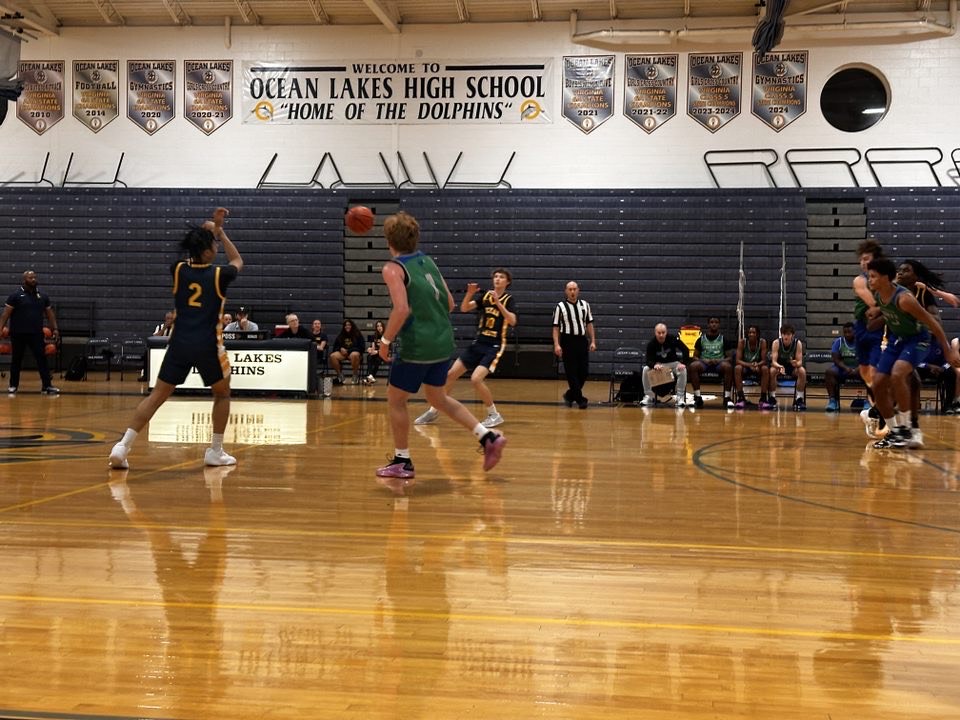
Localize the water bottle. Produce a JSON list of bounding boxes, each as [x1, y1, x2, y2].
[[322, 376, 333, 397]]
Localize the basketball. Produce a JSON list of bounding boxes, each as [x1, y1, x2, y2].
[[345, 205, 374, 234]]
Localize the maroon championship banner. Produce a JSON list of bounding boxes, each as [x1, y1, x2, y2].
[[752, 51, 808, 132], [562, 55, 615, 134], [17, 60, 64, 135], [73, 60, 119, 133], [184, 60, 233, 135], [127, 60, 176, 135], [687, 53, 742, 133], [624, 54, 678, 134]]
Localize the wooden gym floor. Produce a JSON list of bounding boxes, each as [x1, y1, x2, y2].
[[1, 376, 959, 719]]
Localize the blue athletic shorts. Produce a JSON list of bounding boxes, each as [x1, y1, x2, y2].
[[458, 342, 503, 372], [854, 318, 883, 368], [388, 358, 452, 394], [875, 332, 930, 376], [158, 342, 228, 386]]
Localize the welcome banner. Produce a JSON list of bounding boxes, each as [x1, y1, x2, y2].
[[241, 59, 553, 125]]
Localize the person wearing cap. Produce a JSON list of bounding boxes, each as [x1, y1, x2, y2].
[[224, 306, 258, 332]]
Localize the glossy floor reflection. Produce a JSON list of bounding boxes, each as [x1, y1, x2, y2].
[[1, 379, 959, 719]]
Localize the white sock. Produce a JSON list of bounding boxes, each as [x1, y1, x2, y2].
[[884, 415, 897, 429], [472, 423, 487, 440], [211, 433, 224, 452], [896, 411, 910, 427], [394, 449, 411, 459], [486, 404, 497, 416], [120, 429, 138, 446], [796, 392, 805, 400]]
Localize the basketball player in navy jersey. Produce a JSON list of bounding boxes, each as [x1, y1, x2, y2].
[[109, 207, 243, 469], [415, 268, 517, 428]]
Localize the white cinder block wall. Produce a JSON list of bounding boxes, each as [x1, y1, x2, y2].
[[6, 23, 959, 189]]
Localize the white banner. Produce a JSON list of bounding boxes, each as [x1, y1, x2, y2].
[[241, 59, 552, 125], [149, 345, 311, 392]]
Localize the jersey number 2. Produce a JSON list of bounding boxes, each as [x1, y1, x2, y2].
[[187, 282, 203, 308]]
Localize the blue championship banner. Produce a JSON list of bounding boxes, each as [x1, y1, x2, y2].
[[752, 51, 808, 132], [562, 55, 614, 134], [17, 60, 65, 135], [624, 54, 678, 134], [687, 53, 742, 133], [241, 59, 553, 125], [72, 60, 119, 133]]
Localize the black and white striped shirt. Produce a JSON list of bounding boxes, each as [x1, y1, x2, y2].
[[553, 299, 593, 336]]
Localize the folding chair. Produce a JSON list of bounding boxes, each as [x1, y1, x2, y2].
[[119, 338, 146, 381], [84, 337, 115, 380], [606, 347, 643, 404]]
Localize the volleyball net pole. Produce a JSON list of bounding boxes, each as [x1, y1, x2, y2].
[[737, 240, 746, 339], [778, 241, 786, 331]]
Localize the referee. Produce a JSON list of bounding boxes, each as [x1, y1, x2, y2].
[[552, 280, 596, 408]]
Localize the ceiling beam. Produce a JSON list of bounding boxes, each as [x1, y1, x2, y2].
[[0, 2, 58, 35], [160, 0, 189, 25], [234, 0, 260, 24], [455, 0, 470, 23], [92, 0, 124, 25], [305, 0, 330, 24], [362, 0, 400, 33]]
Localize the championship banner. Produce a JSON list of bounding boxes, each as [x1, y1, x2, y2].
[[687, 53, 742, 133], [241, 59, 552, 124], [72, 60, 119, 133], [752, 51, 808, 132], [184, 60, 232, 135], [562, 55, 614, 134], [17, 61, 64, 135], [127, 60, 175, 135], [624, 54, 678, 134]]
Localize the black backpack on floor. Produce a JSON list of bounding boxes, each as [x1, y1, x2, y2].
[[615, 371, 643, 403], [64, 355, 86, 381]]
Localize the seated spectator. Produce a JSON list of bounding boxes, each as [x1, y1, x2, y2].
[[824, 322, 858, 412], [945, 339, 960, 415], [220, 312, 232, 328], [916, 337, 958, 414], [364, 320, 386, 384], [330, 318, 364, 385], [153, 310, 175, 337], [733, 324, 770, 409], [277, 313, 313, 339], [224, 306, 258, 332], [769, 323, 807, 411], [640, 322, 689, 407], [688, 315, 734, 409], [311, 319, 328, 366]]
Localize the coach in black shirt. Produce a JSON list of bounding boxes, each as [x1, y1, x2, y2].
[[552, 281, 596, 409], [0, 270, 60, 394]]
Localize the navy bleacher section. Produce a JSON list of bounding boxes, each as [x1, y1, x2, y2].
[[3, 185, 959, 378], [402, 188, 808, 371], [862, 187, 960, 343], [0, 187, 348, 345]]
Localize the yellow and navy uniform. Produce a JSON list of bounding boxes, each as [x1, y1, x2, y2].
[[157, 260, 238, 386], [475, 290, 514, 345]]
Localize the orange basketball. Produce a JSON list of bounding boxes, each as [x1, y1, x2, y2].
[[345, 205, 374, 234]]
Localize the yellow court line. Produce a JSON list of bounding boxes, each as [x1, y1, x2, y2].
[[3, 515, 959, 564], [1, 592, 958, 647], [0, 415, 366, 514]]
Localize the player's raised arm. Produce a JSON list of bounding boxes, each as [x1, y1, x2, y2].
[[211, 207, 242, 272]]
